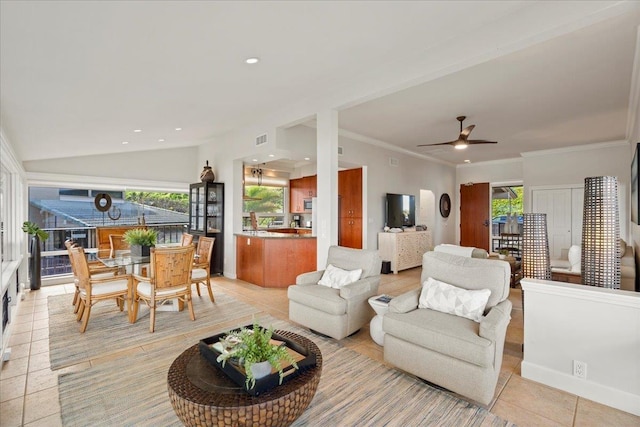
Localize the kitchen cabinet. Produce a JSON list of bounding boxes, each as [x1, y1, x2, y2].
[[189, 182, 224, 275], [338, 168, 363, 248], [289, 175, 317, 213], [236, 234, 316, 287]]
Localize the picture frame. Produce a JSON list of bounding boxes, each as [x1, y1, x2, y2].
[[632, 143, 639, 224]]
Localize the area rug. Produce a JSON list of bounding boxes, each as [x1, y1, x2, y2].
[[58, 315, 514, 427], [47, 290, 262, 370]]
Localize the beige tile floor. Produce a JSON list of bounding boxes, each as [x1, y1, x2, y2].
[[1, 269, 639, 426]]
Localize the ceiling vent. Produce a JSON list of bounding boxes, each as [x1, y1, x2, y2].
[[389, 157, 399, 167], [255, 133, 268, 146], [338, 146, 343, 156]]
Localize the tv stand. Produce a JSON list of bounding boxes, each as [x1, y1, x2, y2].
[[378, 231, 432, 274]]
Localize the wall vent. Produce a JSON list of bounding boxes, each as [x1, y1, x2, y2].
[[255, 133, 268, 146], [389, 157, 399, 167], [338, 146, 344, 156]]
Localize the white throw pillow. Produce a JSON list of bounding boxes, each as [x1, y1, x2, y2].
[[568, 245, 581, 273], [418, 277, 491, 323], [317, 264, 362, 289]]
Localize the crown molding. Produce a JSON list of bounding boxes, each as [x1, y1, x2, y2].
[[627, 26, 640, 142], [456, 156, 523, 169], [0, 128, 26, 176]]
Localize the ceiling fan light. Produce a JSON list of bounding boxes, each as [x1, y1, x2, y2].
[[454, 143, 468, 150]]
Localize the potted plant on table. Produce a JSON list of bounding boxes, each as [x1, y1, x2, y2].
[[216, 321, 299, 389], [122, 228, 158, 257], [22, 221, 49, 290]]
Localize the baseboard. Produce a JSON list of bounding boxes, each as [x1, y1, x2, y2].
[[522, 361, 640, 416]]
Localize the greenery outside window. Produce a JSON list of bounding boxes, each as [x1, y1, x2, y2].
[[243, 167, 288, 229]]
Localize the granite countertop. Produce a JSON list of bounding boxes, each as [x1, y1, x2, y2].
[[235, 230, 316, 238]]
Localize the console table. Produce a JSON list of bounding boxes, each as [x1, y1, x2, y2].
[[378, 231, 432, 274], [167, 330, 322, 427]]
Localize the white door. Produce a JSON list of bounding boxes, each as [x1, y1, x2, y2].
[[532, 189, 572, 259]]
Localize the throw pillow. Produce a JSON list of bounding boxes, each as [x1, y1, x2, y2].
[[568, 245, 581, 273], [317, 264, 362, 289], [418, 277, 491, 322]]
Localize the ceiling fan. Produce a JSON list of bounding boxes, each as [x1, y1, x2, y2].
[[418, 116, 497, 150]]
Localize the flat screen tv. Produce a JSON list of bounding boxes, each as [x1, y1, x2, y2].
[[386, 193, 416, 228]]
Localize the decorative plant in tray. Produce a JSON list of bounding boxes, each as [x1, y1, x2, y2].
[[216, 321, 299, 389], [122, 228, 158, 257]]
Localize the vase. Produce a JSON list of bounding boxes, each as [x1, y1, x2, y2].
[[250, 361, 272, 380], [200, 160, 215, 183], [28, 236, 42, 290], [130, 244, 152, 257]]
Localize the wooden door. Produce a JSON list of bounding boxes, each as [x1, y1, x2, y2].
[[460, 183, 490, 251], [339, 217, 362, 249]]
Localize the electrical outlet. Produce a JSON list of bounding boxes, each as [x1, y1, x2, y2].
[[573, 360, 587, 379]]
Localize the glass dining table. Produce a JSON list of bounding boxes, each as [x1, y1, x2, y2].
[[90, 249, 150, 275]]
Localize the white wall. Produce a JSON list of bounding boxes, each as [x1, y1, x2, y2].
[[521, 279, 640, 416]]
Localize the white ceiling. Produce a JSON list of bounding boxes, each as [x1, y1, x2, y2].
[[1, 1, 639, 165]]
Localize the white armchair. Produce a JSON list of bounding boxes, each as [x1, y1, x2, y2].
[[288, 246, 382, 340]]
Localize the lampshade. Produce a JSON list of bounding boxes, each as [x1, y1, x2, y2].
[[522, 213, 551, 280], [581, 176, 620, 289]]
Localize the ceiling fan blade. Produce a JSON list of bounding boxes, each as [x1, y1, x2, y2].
[[459, 124, 475, 140], [467, 140, 498, 145], [417, 140, 460, 147]]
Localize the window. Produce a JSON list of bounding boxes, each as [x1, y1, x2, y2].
[[491, 185, 523, 255], [242, 166, 288, 228]]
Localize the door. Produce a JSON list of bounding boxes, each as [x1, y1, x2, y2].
[[460, 183, 490, 251], [532, 189, 573, 259]]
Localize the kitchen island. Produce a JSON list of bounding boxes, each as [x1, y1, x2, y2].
[[235, 230, 316, 288]]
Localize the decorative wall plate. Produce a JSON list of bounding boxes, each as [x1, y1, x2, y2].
[[439, 193, 451, 218], [94, 193, 112, 212]]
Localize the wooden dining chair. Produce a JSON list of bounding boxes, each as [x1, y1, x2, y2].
[[181, 233, 194, 246], [191, 236, 215, 302], [68, 245, 132, 333], [65, 239, 119, 312], [109, 234, 130, 258], [131, 245, 196, 333]]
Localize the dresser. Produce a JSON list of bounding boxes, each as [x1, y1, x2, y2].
[[378, 231, 432, 274]]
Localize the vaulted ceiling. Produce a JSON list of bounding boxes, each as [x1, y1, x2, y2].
[[1, 1, 639, 165]]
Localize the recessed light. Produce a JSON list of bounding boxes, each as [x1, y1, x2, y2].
[[464, 159, 471, 163], [122, 141, 129, 145], [304, 157, 310, 161], [245, 57, 259, 64], [252, 159, 258, 162], [268, 154, 274, 157], [175, 127, 182, 131], [133, 129, 142, 133], [158, 139, 165, 142]]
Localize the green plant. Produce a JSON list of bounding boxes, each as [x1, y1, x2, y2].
[[498, 249, 509, 256], [22, 221, 49, 240], [122, 228, 158, 246], [216, 321, 299, 389]]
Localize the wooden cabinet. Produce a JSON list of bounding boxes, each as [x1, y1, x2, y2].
[[236, 235, 317, 288], [338, 168, 362, 248], [189, 182, 224, 275], [289, 175, 316, 213], [378, 231, 432, 274]]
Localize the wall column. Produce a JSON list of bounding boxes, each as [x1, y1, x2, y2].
[[316, 110, 339, 267]]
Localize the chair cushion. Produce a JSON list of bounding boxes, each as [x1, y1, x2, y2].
[[191, 268, 207, 280], [136, 282, 188, 298], [287, 284, 347, 315], [317, 264, 362, 289], [81, 279, 128, 296], [418, 277, 491, 322], [384, 308, 494, 367], [568, 245, 581, 273]]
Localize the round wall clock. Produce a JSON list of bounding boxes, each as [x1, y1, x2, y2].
[[439, 193, 451, 218]]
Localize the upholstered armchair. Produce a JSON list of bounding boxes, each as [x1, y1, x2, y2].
[[383, 251, 512, 405], [288, 245, 382, 340]]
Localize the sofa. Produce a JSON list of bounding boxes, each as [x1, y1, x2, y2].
[[433, 243, 488, 259], [550, 239, 636, 291], [383, 251, 512, 405], [288, 246, 382, 340]]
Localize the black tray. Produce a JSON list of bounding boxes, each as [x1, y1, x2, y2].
[[198, 326, 317, 396]]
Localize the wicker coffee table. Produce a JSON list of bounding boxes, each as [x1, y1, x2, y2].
[[167, 330, 322, 427]]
